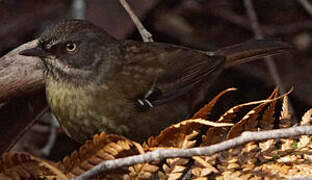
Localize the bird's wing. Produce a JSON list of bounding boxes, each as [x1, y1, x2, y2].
[[120, 41, 225, 108]]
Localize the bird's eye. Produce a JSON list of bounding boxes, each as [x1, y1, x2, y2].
[[65, 42, 78, 53]]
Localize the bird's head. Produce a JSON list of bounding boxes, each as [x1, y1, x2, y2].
[[20, 19, 120, 84]]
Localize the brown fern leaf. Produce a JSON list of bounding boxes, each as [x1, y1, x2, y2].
[[147, 119, 232, 148], [192, 139, 281, 179], [0, 152, 67, 180], [202, 97, 273, 146], [143, 119, 227, 180], [162, 132, 199, 179], [57, 131, 139, 179], [279, 96, 292, 128], [300, 108, 312, 125], [128, 161, 159, 180], [214, 140, 285, 179], [154, 129, 208, 179], [187, 94, 312, 179], [192, 88, 237, 119], [192, 156, 218, 178], [126, 142, 159, 180], [158, 158, 190, 180], [260, 87, 279, 129], [203, 87, 292, 145], [226, 88, 279, 139], [128, 128, 201, 179], [297, 108, 312, 162]]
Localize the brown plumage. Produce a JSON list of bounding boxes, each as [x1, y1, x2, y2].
[[19, 19, 291, 143]]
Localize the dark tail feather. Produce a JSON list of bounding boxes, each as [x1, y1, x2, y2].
[[215, 39, 292, 68]]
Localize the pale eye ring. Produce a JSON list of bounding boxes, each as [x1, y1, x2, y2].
[[65, 42, 77, 53]]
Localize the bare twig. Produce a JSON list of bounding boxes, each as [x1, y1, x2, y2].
[[243, 0, 296, 122], [71, 0, 86, 19], [297, 0, 312, 17], [244, 0, 283, 90], [192, 5, 312, 36], [208, 7, 312, 35], [72, 126, 312, 180], [244, 0, 263, 39], [0, 94, 48, 155], [119, 0, 153, 42], [40, 114, 59, 156]]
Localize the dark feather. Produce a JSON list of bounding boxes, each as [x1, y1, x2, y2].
[[121, 41, 226, 107]]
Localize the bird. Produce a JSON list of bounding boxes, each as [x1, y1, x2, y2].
[[19, 19, 291, 143]]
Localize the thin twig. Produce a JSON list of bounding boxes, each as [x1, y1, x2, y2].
[[208, 7, 312, 36], [72, 126, 312, 180], [243, 0, 284, 91], [10, 106, 48, 153], [244, 0, 281, 86], [71, 0, 86, 19], [297, 0, 312, 17], [40, 114, 59, 156], [244, 0, 263, 39], [119, 0, 153, 42], [243, 0, 296, 122]]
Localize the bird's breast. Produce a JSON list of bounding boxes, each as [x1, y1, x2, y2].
[[45, 78, 132, 142]]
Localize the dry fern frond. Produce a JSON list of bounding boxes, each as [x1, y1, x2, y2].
[[145, 123, 202, 179], [147, 119, 231, 148], [0, 152, 67, 180], [128, 161, 159, 180], [226, 87, 279, 139], [202, 96, 272, 146], [261, 87, 279, 129], [158, 158, 189, 180], [155, 131, 203, 179], [129, 132, 200, 179], [279, 96, 292, 128], [192, 88, 237, 119], [197, 108, 312, 179], [58, 132, 138, 179], [143, 117, 231, 179], [300, 108, 312, 126], [127, 142, 160, 180], [192, 156, 219, 178]]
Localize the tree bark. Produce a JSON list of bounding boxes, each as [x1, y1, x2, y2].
[[0, 39, 47, 155], [0, 39, 45, 102]]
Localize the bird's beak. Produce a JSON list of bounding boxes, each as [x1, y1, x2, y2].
[[19, 46, 47, 57]]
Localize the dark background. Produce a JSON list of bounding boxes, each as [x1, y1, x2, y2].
[[1, 0, 311, 160]]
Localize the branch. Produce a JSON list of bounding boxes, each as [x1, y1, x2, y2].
[[72, 126, 312, 180], [71, 0, 86, 19], [243, 0, 296, 121], [119, 0, 153, 42], [0, 39, 45, 102], [0, 40, 47, 154], [297, 0, 312, 17], [205, 6, 312, 36], [243, 0, 281, 88]]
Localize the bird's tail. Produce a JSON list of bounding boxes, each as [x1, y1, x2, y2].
[[214, 39, 292, 68]]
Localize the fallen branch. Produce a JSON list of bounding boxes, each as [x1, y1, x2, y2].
[[72, 126, 312, 180], [0, 39, 44, 102], [297, 0, 312, 17], [0, 39, 47, 154]]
